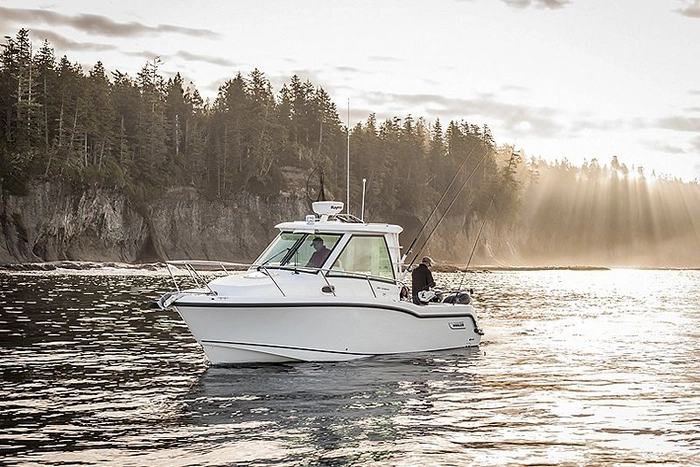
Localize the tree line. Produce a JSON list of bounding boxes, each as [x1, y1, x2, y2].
[[513, 156, 700, 266], [0, 28, 514, 224]]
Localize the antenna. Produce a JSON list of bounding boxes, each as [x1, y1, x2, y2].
[[346, 98, 350, 215], [361, 178, 367, 222]]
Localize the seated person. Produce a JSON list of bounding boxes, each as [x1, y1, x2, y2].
[[306, 237, 331, 268]]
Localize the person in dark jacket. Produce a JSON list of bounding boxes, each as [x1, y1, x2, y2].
[[411, 256, 436, 305], [306, 237, 331, 268]]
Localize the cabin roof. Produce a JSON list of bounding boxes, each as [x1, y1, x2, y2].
[[275, 219, 403, 235]]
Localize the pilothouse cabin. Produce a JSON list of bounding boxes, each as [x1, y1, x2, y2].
[[253, 201, 404, 283]]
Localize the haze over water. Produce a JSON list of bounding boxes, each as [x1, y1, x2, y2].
[[1, 268, 699, 466]]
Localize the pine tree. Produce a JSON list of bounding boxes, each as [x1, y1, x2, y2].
[[110, 70, 140, 171], [54, 56, 88, 177], [34, 39, 57, 174], [85, 62, 116, 177], [181, 82, 206, 185], [135, 57, 168, 186], [5, 29, 42, 154], [212, 72, 248, 195], [245, 69, 284, 192]]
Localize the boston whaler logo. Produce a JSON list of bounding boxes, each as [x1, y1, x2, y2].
[[448, 321, 465, 330]]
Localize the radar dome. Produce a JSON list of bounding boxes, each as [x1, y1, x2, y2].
[[312, 201, 344, 216]]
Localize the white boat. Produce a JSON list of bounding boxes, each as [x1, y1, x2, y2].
[[153, 201, 482, 364]]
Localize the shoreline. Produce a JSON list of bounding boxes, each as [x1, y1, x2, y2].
[[436, 265, 612, 272], [1, 260, 698, 272], [0, 261, 166, 272]]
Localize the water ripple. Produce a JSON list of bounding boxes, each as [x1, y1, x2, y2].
[[1, 269, 699, 465]]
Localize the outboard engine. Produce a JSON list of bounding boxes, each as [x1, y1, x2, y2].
[[442, 291, 471, 305]]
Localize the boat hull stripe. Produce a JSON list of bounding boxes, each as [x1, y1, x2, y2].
[[175, 301, 476, 321]]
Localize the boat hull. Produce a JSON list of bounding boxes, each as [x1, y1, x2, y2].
[[173, 300, 481, 364]]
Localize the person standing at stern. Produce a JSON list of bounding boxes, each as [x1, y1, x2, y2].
[[411, 256, 436, 305]]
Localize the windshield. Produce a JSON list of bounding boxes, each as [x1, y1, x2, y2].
[[254, 232, 342, 269]]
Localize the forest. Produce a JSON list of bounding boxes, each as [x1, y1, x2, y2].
[[2, 28, 700, 267], [0, 29, 511, 215]]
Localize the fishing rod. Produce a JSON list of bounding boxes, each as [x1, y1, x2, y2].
[[400, 138, 483, 268], [454, 150, 519, 294], [453, 194, 495, 295], [403, 147, 491, 276], [439, 195, 493, 306]]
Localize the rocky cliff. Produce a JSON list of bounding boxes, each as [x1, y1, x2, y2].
[[0, 183, 518, 267], [0, 183, 310, 264]]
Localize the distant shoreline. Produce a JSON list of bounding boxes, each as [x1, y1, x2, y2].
[[436, 265, 700, 272], [0, 261, 166, 272], [436, 265, 613, 272], [1, 261, 698, 272]]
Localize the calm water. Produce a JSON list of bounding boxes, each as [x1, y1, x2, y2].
[[1, 268, 699, 466]]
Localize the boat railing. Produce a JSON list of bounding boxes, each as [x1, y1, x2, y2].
[[254, 264, 400, 299], [256, 265, 287, 297], [319, 270, 338, 297], [253, 265, 351, 298], [165, 260, 249, 295]]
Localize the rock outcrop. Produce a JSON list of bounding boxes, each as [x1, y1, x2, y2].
[[0, 183, 519, 267], [0, 183, 309, 264]]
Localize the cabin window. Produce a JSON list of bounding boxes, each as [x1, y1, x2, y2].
[[292, 234, 342, 268], [254, 232, 341, 268], [255, 232, 304, 267], [330, 235, 394, 280]]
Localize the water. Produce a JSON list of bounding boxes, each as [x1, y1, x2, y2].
[[1, 268, 699, 466]]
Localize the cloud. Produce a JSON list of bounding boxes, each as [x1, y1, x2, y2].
[[567, 113, 700, 137], [570, 116, 638, 132], [356, 90, 567, 139], [173, 51, 239, 68], [120, 49, 238, 69], [500, 84, 530, 94], [633, 115, 700, 161], [0, 6, 220, 38], [641, 139, 689, 155], [657, 116, 700, 132], [678, 0, 700, 17], [368, 56, 403, 64], [25, 28, 116, 52], [501, 0, 570, 9], [327, 65, 361, 74], [123, 50, 167, 62], [690, 135, 700, 151]]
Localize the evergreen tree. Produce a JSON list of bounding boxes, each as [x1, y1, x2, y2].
[[181, 82, 207, 185], [54, 56, 88, 177], [212, 72, 248, 195], [110, 70, 140, 171], [85, 62, 116, 175], [34, 39, 56, 172], [135, 57, 168, 186]]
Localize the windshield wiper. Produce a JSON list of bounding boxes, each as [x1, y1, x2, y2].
[[257, 247, 290, 267]]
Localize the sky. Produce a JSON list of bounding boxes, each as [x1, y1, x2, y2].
[[2, 0, 700, 181]]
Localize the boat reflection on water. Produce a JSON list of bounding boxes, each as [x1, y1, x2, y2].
[[181, 349, 482, 464]]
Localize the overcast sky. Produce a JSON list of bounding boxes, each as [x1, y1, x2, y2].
[[2, 0, 700, 180]]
